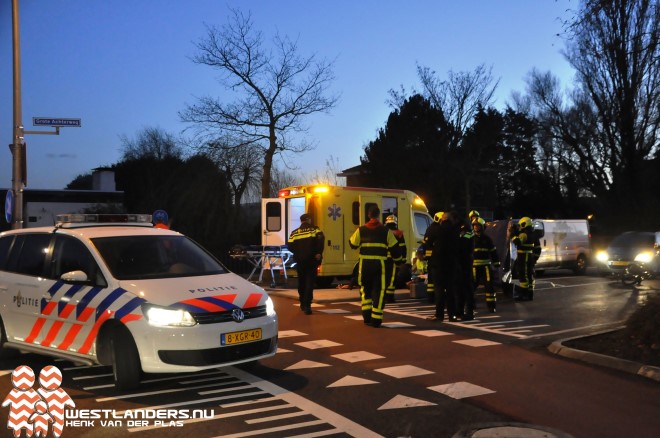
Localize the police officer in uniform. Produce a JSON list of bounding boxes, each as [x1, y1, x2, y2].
[[384, 215, 406, 303], [288, 213, 325, 314], [509, 217, 541, 301], [472, 217, 500, 312], [349, 206, 401, 327]]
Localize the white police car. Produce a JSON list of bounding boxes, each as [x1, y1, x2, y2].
[[0, 214, 278, 390]]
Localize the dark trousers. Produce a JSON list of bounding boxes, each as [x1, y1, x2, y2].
[[430, 264, 457, 320], [473, 264, 496, 309], [296, 260, 317, 309], [457, 267, 474, 317]]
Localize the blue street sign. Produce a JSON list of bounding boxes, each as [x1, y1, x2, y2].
[[32, 117, 81, 127], [5, 190, 13, 223]]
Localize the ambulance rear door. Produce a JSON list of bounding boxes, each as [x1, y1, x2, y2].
[[261, 198, 287, 246]]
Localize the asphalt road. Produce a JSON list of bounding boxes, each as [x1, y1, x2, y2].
[[0, 270, 658, 438]]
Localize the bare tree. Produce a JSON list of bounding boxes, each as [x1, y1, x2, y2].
[[563, 0, 660, 205], [306, 155, 345, 185], [180, 9, 338, 198], [204, 137, 262, 206], [417, 63, 499, 146], [119, 127, 183, 161]]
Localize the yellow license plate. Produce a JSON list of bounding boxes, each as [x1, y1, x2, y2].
[[610, 261, 629, 266], [222, 328, 262, 346]]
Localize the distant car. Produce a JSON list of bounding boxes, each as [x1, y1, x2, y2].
[[595, 231, 660, 277], [0, 214, 278, 390]]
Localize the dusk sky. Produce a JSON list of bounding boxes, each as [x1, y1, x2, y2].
[[1, 0, 577, 190]]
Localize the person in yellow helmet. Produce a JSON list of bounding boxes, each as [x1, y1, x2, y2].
[[421, 211, 444, 303], [472, 217, 500, 313], [509, 216, 541, 301]]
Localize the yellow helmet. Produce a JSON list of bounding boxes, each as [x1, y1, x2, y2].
[[519, 217, 532, 229], [472, 217, 485, 227], [433, 211, 445, 223], [469, 210, 480, 219]]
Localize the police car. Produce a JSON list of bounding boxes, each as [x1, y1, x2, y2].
[[0, 214, 278, 390]]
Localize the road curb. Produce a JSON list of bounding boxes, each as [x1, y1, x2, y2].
[[453, 422, 574, 438], [548, 328, 660, 382]]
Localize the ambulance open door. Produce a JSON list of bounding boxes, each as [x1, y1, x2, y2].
[[261, 198, 286, 246], [358, 195, 381, 224]]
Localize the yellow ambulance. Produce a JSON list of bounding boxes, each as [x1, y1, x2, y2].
[[261, 185, 433, 286]]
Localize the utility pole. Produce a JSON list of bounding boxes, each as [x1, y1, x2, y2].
[[10, 0, 25, 229]]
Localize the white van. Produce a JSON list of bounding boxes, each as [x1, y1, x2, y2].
[[533, 219, 592, 274]]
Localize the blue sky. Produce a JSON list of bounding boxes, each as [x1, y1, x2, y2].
[[1, 0, 577, 190]]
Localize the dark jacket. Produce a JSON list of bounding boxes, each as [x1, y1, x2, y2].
[[422, 220, 460, 268], [288, 223, 324, 264]]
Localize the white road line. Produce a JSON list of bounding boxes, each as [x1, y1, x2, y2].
[[95, 380, 246, 401], [226, 366, 383, 438], [528, 322, 625, 338], [212, 420, 326, 438], [245, 410, 309, 424], [118, 393, 274, 416], [127, 400, 290, 432], [72, 373, 113, 380], [472, 320, 524, 326], [499, 324, 550, 331]]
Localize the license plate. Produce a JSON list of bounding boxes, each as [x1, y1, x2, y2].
[[610, 261, 629, 267], [221, 328, 262, 346]]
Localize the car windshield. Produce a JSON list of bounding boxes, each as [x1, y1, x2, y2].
[[610, 232, 654, 248], [91, 235, 227, 280]]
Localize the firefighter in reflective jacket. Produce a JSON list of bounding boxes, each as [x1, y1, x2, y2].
[[422, 211, 444, 304], [349, 206, 401, 327], [472, 218, 500, 312], [384, 215, 406, 303], [509, 217, 541, 301]]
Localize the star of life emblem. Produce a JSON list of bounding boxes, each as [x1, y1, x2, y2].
[[328, 204, 342, 221]]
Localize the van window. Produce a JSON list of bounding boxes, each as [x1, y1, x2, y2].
[[352, 202, 360, 226], [12, 234, 52, 277], [265, 202, 282, 232], [414, 213, 432, 237]]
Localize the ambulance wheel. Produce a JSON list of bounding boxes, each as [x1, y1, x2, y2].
[[316, 276, 334, 288], [111, 326, 141, 391]]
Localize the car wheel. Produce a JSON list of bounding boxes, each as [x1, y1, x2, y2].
[[573, 255, 587, 275], [110, 326, 141, 391]]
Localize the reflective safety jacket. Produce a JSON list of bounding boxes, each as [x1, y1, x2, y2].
[[511, 228, 541, 263], [349, 219, 401, 262], [472, 233, 500, 267], [389, 229, 407, 264], [288, 223, 325, 263]]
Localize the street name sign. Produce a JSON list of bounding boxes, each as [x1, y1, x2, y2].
[[32, 117, 82, 127]]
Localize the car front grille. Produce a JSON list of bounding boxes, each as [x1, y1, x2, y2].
[[191, 305, 268, 324]]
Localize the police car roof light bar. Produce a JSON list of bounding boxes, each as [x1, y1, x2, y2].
[[55, 213, 153, 228]]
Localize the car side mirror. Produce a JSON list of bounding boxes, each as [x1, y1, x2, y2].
[[61, 270, 89, 284]]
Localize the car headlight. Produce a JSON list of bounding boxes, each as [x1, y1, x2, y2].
[[634, 251, 653, 264], [596, 251, 609, 263], [265, 296, 276, 316], [142, 304, 197, 327]]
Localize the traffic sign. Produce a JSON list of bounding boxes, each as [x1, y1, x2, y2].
[[5, 190, 13, 223], [32, 117, 81, 127]]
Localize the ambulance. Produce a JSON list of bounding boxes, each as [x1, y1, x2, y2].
[[261, 185, 434, 286]]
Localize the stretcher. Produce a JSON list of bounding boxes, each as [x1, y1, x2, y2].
[[229, 245, 293, 287]]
